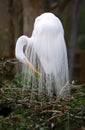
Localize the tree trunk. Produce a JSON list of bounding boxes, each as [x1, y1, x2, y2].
[[68, 0, 81, 81], [7, 0, 23, 57], [22, 0, 45, 36], [59, 0, 81, 81], [13, 0, 23, 41], [7, 0, 23, 78], [7, 0, 15, 58]]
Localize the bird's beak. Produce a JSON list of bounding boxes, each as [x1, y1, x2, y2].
[[24, 58, 40, 75]]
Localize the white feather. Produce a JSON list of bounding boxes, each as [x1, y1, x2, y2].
[[15, 13, 69, 97]]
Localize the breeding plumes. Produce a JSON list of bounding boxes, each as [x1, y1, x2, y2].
[[15, 13, 69, 98]]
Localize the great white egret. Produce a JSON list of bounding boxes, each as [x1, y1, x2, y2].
[[15, 12, 69, 97]]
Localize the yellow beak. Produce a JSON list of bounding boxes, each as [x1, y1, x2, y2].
[[24, 58, 40, 75]]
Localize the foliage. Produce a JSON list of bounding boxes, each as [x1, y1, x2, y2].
[[0, 57, 16, 87], [0, 86, 85, 130], [0, 58, 85, 130], [77, 35, 85, 50]]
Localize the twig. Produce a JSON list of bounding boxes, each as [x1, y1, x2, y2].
[[71, 84, 85, 90], [6, 58, 18, 64], [0, 87, 38, 92], [45, 115, 56, 124], [41, 110, 62, 115], [70, 113, 85, 120]]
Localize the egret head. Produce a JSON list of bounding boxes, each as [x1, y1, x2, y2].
[[15, 35, 40, 74]]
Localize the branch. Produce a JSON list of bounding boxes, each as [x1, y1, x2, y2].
[[41, 110, 62, 115], [70, 113, 85, 120], [71, 84, 85, 90]]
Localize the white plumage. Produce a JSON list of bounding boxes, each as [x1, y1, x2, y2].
[[15, 13, 69, 97]]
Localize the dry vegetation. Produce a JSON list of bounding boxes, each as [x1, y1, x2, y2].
[[0, 58, 85, 130]]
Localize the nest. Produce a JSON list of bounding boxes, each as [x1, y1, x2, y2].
[[0, 58, 85, 129], [0, 86, 85, 130]]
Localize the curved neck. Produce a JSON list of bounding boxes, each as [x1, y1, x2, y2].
[[15, 35, 40, 74], [15, 35, 31, 63]]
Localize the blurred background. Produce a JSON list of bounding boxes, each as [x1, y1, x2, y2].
[[0, 0, 85, 84]]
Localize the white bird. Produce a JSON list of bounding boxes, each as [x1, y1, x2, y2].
[[15, 12, 69, 97]]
